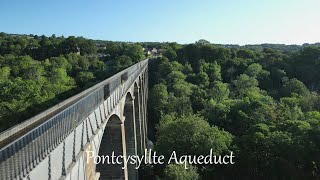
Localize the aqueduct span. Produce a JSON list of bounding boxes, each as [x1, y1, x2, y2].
[[0, 59, 150, 180]]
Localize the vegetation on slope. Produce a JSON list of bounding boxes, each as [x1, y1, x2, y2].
[[0, 32, 144, 131]]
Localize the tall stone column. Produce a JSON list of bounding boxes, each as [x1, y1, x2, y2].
[[121, 119, 129, 180], [140, 77, 146, 150], [135, 87, 143, 155], [123, 95, 138, 180]]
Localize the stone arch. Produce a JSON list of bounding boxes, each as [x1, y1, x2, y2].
[[123, 92, 138, 179], [96, 114, 124, 179]]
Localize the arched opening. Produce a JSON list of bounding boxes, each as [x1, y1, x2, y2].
[[96, 115, 124, 179], [124, 92, 138, 179], [134, 82, 142, 155]]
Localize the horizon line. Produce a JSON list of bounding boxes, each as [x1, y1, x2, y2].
[[2, 31, 320, 47]]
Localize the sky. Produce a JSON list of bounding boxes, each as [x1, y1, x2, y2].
[[0, 0, 320, 45]]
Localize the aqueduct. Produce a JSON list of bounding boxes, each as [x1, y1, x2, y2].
[[0, 59, 149, 180]]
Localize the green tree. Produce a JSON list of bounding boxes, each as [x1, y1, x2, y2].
[[149, 83, 169, 121], [281, 78, 309, 97], [210, 81, 230, 102], [233, 74, 260, 98], [195, 71, 210, 87], [195, 39, 210, 46], [75, 71, 95, 87], [244, 63, 270, 79], [123, 44, 145, 63], [109, 55, 133, 73], [155, 114, 233, 157], [164, 48, 177, 60], [237, 49, 256, 59], [164, 164, 199, 180], [0, 67, 11, 82]]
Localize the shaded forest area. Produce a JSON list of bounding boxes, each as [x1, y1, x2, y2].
[[0, 32, 145, 131], [146, 40, 320, 179]]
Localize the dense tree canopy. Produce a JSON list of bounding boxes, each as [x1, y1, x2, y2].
[[0, 33, 145, 131], [148, 40, 320, 179]]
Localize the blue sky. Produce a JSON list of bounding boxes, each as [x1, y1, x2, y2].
[[0, 0, 320, 45]]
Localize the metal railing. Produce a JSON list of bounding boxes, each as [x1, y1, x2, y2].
[[0, 59, 149, 180]]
